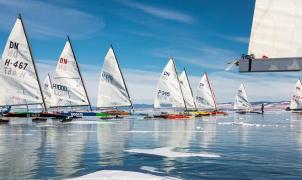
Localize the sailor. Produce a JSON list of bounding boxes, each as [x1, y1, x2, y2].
[[261, 103, 264, 114]]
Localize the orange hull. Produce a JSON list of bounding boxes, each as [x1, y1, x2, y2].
[[105, 110, 130, 116]]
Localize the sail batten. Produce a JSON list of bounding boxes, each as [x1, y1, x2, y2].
[[290, 79, 302, 110], [51, 39, 90, 108], [0, 16, 45, 109], [248, 0, 302, 58], [154, 58, 185, 109], [234, 84, 252, 111], [97, 47, 132, 108]]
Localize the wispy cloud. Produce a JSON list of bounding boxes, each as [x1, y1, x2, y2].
[[117, 0, 195, 24], [222, 35, 250, 44], [150, 45, 238, 71], [0, 0, 105, 39]]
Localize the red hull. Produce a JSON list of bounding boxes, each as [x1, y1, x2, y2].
[[153, 114, 192, 119], [166, 114, 192, 119]]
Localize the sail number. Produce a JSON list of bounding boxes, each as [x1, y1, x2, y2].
[[163, 71, 170, 76], [157, 90, 170, 97], [102, 72, 113, 83], [196, 96, 207, 104], [59, 58, 68, 64], [4, 59, 28, 70], [293, 95, 302, 101]]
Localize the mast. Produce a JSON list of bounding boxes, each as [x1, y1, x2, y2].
[[47, 73, 53, 87], [184, 68, 197, 110], [67, 36, 92, 111], [205, 72, 218, 111], [110, 45, 134, 112], [172, 58, 187, 111], [19, 14, 47, 112]]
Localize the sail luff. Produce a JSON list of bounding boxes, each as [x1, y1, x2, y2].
[[172, 58, 187, 111], [110, 45, 133, 110], [205, 73, 218, 111], [183, 68, 197, 110], [19, 14, 47, 112], [67, 36, 92, 111]]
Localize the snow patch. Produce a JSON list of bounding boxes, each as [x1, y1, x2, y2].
[[67, 170, 180, 180], [125, 147, 220, 158]]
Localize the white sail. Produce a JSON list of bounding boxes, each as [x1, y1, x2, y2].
[[0, 17, 44, 106], [195, 73, 216, 110], [154, 58, 185, 108], [234, 84, 252, 111], [179, 70, 196, 109], [51, 39, 90, 107], [290, 79, 302, 110], [42, 74, 53, 108], [248, 0, 302, 58], [97, 47, 132, 108]]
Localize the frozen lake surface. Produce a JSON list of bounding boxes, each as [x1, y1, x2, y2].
[[0, 111, 302, 179]]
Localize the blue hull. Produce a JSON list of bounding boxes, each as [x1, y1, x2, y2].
[[62, 112, 109, 117]]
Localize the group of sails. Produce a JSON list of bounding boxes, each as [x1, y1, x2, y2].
[[4, 12, 300, 120], [154, 58, 227, 119], [0, 15, 132, 118]]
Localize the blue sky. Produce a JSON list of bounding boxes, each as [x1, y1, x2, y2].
[[0, 0, 300, 104]]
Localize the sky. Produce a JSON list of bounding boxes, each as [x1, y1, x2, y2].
[[0, 0, 300, 104]]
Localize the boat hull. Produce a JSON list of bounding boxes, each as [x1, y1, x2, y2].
[[235, 111, 262, 114], [153, 114, 192, 119], [3, 112, 66, 118], [208, 111, 228, 115], [190, 111, 210, 116], [166, 114, 193, 119], [62, 112, 110, 117], [104, 110, 130, 116]]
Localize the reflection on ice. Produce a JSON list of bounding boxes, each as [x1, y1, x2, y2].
[[97, 120, 132, 166]]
